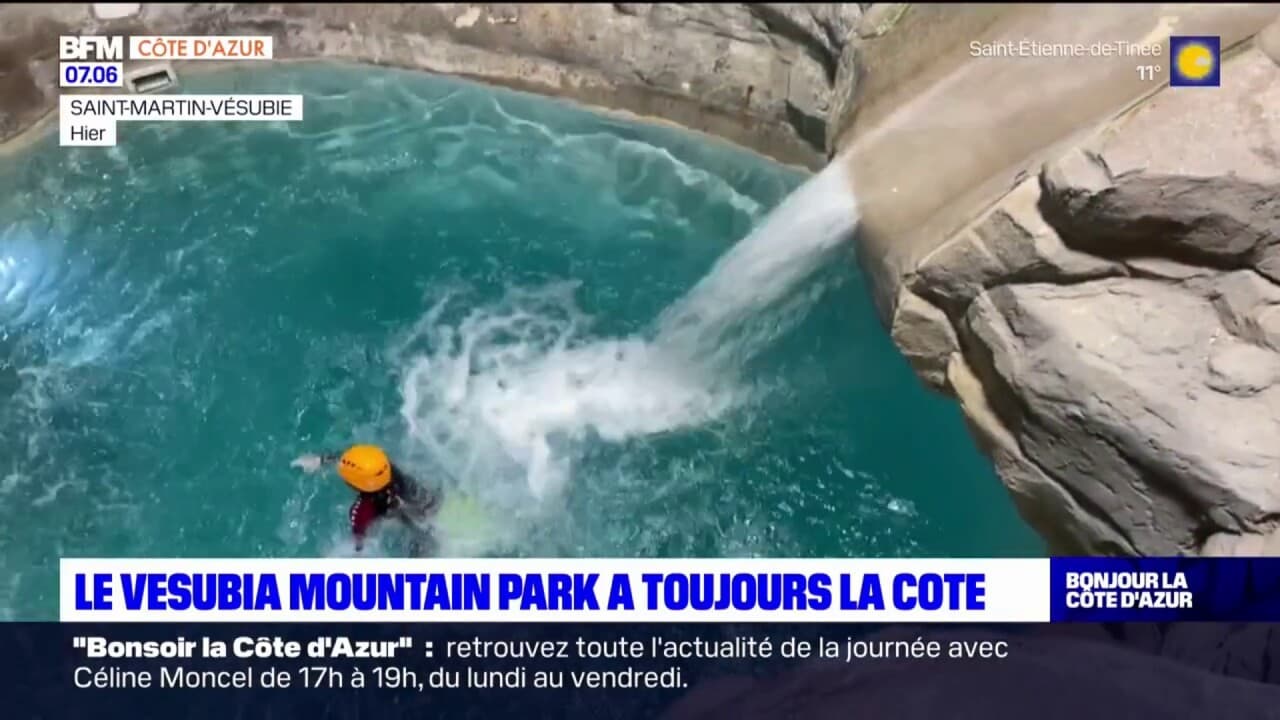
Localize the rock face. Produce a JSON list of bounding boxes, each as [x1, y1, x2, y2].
[[839, 7, 1280, 556], [0, 5, 87, 145], [0, 2, 867, 167], [960, 41, 1280, 556]]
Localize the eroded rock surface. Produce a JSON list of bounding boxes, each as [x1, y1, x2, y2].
[[877, 36, 1280, 555], [965, 277, 1280, 554], [0, 5, 87, 143], [0, 3, 872, 166]]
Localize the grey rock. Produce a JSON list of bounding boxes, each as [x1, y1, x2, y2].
[[875, 37, 1280, 558], [889, 289, 956, 389], [825, 37, 859, 153], [955, 45, 1280, 554], [1125, 257, 1218, 281], [1039, 48, 1280, 272], [1206, 340, 1280, 397], [754, 4, 862, 67], [1211, 270, 1280, 351], [911, 176, 1122, 319], [1040, 146, 1112, 195], [0, 5, 88, 142], [744, 4, 864, 153], [1201, 529, 1280, 556], [857, 3, 910, 38], [1201, 531, 1260, 556], [947, 353, 1128, 555], [784, 51, 834, 151], [642, 3, 770, 44], [990, 435, 1138, 556], [910, 230, 1005, 318], [796, 4, 863, 54], [964, 278, 1280, 554], [1042, 168, 1279, 268]]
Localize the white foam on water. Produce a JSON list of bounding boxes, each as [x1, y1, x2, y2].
[[394, 162, 858, 550]]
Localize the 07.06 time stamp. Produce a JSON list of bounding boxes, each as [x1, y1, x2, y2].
[[60, 62, 123, 88]]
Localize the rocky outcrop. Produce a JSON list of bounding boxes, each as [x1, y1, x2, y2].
[[836, 4, 1280, 555], [0, 5, 88, 145], [0, 3, 868, 167], [974, 43, 1280, 555]]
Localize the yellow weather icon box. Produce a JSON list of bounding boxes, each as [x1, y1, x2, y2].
[[1169, 36, 1221, 87]]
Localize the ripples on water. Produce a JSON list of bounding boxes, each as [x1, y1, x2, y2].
[[0, 62, 1040, 619]]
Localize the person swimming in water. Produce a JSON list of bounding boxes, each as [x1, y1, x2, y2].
[[291, 444, 441, 556]]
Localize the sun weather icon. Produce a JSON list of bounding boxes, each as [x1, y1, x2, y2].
[[1169, 36, 1220, 87]]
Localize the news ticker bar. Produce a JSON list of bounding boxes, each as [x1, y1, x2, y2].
[[10, 623, 1203, 720], [57, 557, 1280, 623]]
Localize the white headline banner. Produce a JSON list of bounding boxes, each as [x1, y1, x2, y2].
[[60, 558, 1051, 623]]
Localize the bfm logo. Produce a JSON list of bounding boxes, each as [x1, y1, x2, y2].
[[60, 36, 124, 61]]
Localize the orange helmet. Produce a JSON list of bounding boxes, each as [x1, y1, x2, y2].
[[337, 445, 391, 493]]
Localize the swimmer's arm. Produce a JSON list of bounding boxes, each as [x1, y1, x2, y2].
[[290, 451, 342, 473]]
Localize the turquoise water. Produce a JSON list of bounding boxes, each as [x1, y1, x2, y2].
[[0, 62, 1040, 619]]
